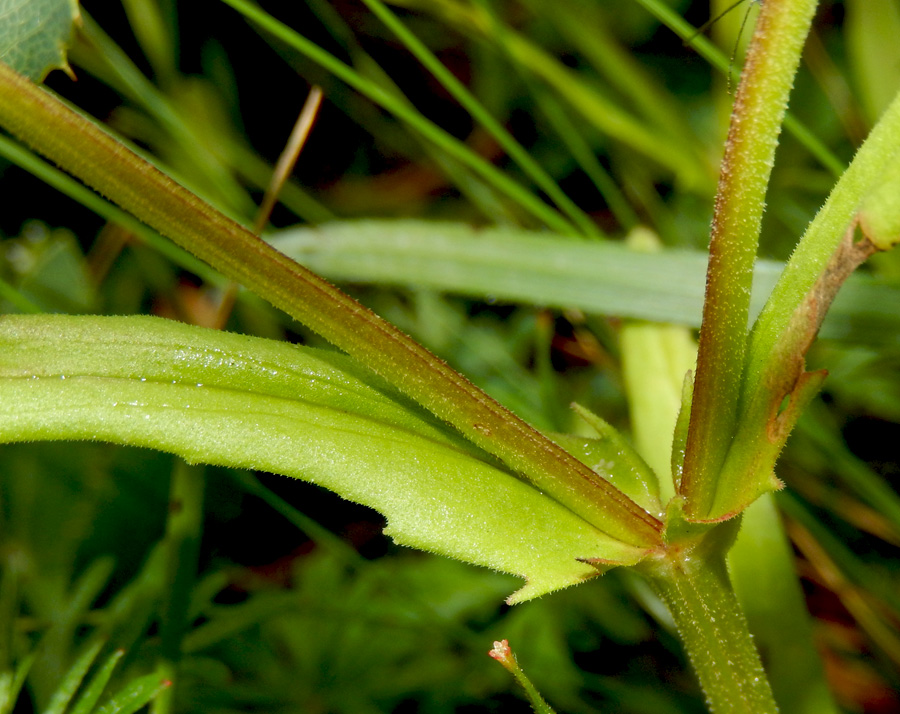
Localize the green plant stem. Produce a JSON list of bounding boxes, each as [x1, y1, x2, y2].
[[728, 495, 840, 713], [0, 62, 661, 547], [488, 640, 556, 714], [681, 0, 819, 520], [633, 0, 843, 177], [709, 91, 900, 519], [643, 535, 778, 714]]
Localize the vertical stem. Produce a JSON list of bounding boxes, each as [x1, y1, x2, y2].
[[644, 540, 778, 714], [681, 0, 819, 519]]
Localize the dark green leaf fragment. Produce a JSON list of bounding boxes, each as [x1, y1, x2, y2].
[[0, 0, 80, 81]]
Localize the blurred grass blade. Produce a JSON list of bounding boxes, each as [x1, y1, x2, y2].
[[525, 80, 640, 229], [93, 673, 170, 714], [220, 0, 575, 234], [269, 220, 900, 343], [0, 135, 220, 289], [0, 653, 35, 714], [155, 461, 205, 714], [522, 0, 702, 166], [30, 558, 115, 706], [262, 0, 511, 221], [73, 12, 254, 220], [795, 405, 900, 536], [780, 494, 900, 617], [728, 496, 840, 714], [781, 494, 900, 665], [404, 0, 711, 188], [43, 639, 105, 714], [227, 470, 361, 562], [72, 13, 334, 224], [0, 276, 42, 314], [92, 548, 168, 658], [620, 320, 696, 504], [359, 0, 600, 237], [480, 4, 710, 188], [68, 650, 125, 714], [118, 0, 177, 84], [845, 0, 900, 124]]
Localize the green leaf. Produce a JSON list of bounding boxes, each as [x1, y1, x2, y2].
[[0, 0, 80, 81], [43, 639, 104, 714], [728, 495, 840, 714], [845, 0, 900, 124], [557, 404, 663, 518], [0, 315, 649, 603], [0, 63, 661, 548], [859, 146, 900, 250], [68, 649, 125, 714], [269, 220, 900, 343], [93, 673, 168, 714], [0, 652, 35, 714]]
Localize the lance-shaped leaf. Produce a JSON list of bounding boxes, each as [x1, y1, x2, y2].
[[0, 315, 650, 603], [266, 221, 900, 343]]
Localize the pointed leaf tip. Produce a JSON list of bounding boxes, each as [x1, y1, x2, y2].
[[0, 0, 80, 81]]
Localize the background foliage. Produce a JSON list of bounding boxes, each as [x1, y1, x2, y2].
[[1, 0, 899, 711]]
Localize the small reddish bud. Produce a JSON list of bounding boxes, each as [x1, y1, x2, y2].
[[489, 639, 513, 667]]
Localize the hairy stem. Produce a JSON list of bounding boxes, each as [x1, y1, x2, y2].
[[681, 0, 819, 519], [643, 525, 778, 714]]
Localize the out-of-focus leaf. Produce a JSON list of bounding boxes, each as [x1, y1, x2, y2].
[[1, 222, 96, 313], [270, 220, 900, 343], [68, 649, 125, 714], [729, 495, 839, 714], [0, 0, 79, 81], [0, 315, 650, 603], [93, 673, 168, 714], [42, 639, 104, 714], [0, 653, 35, 714], [845, 0, 900, 125]]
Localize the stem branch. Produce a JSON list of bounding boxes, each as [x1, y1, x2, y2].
[[681, 0, 819, 519]]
